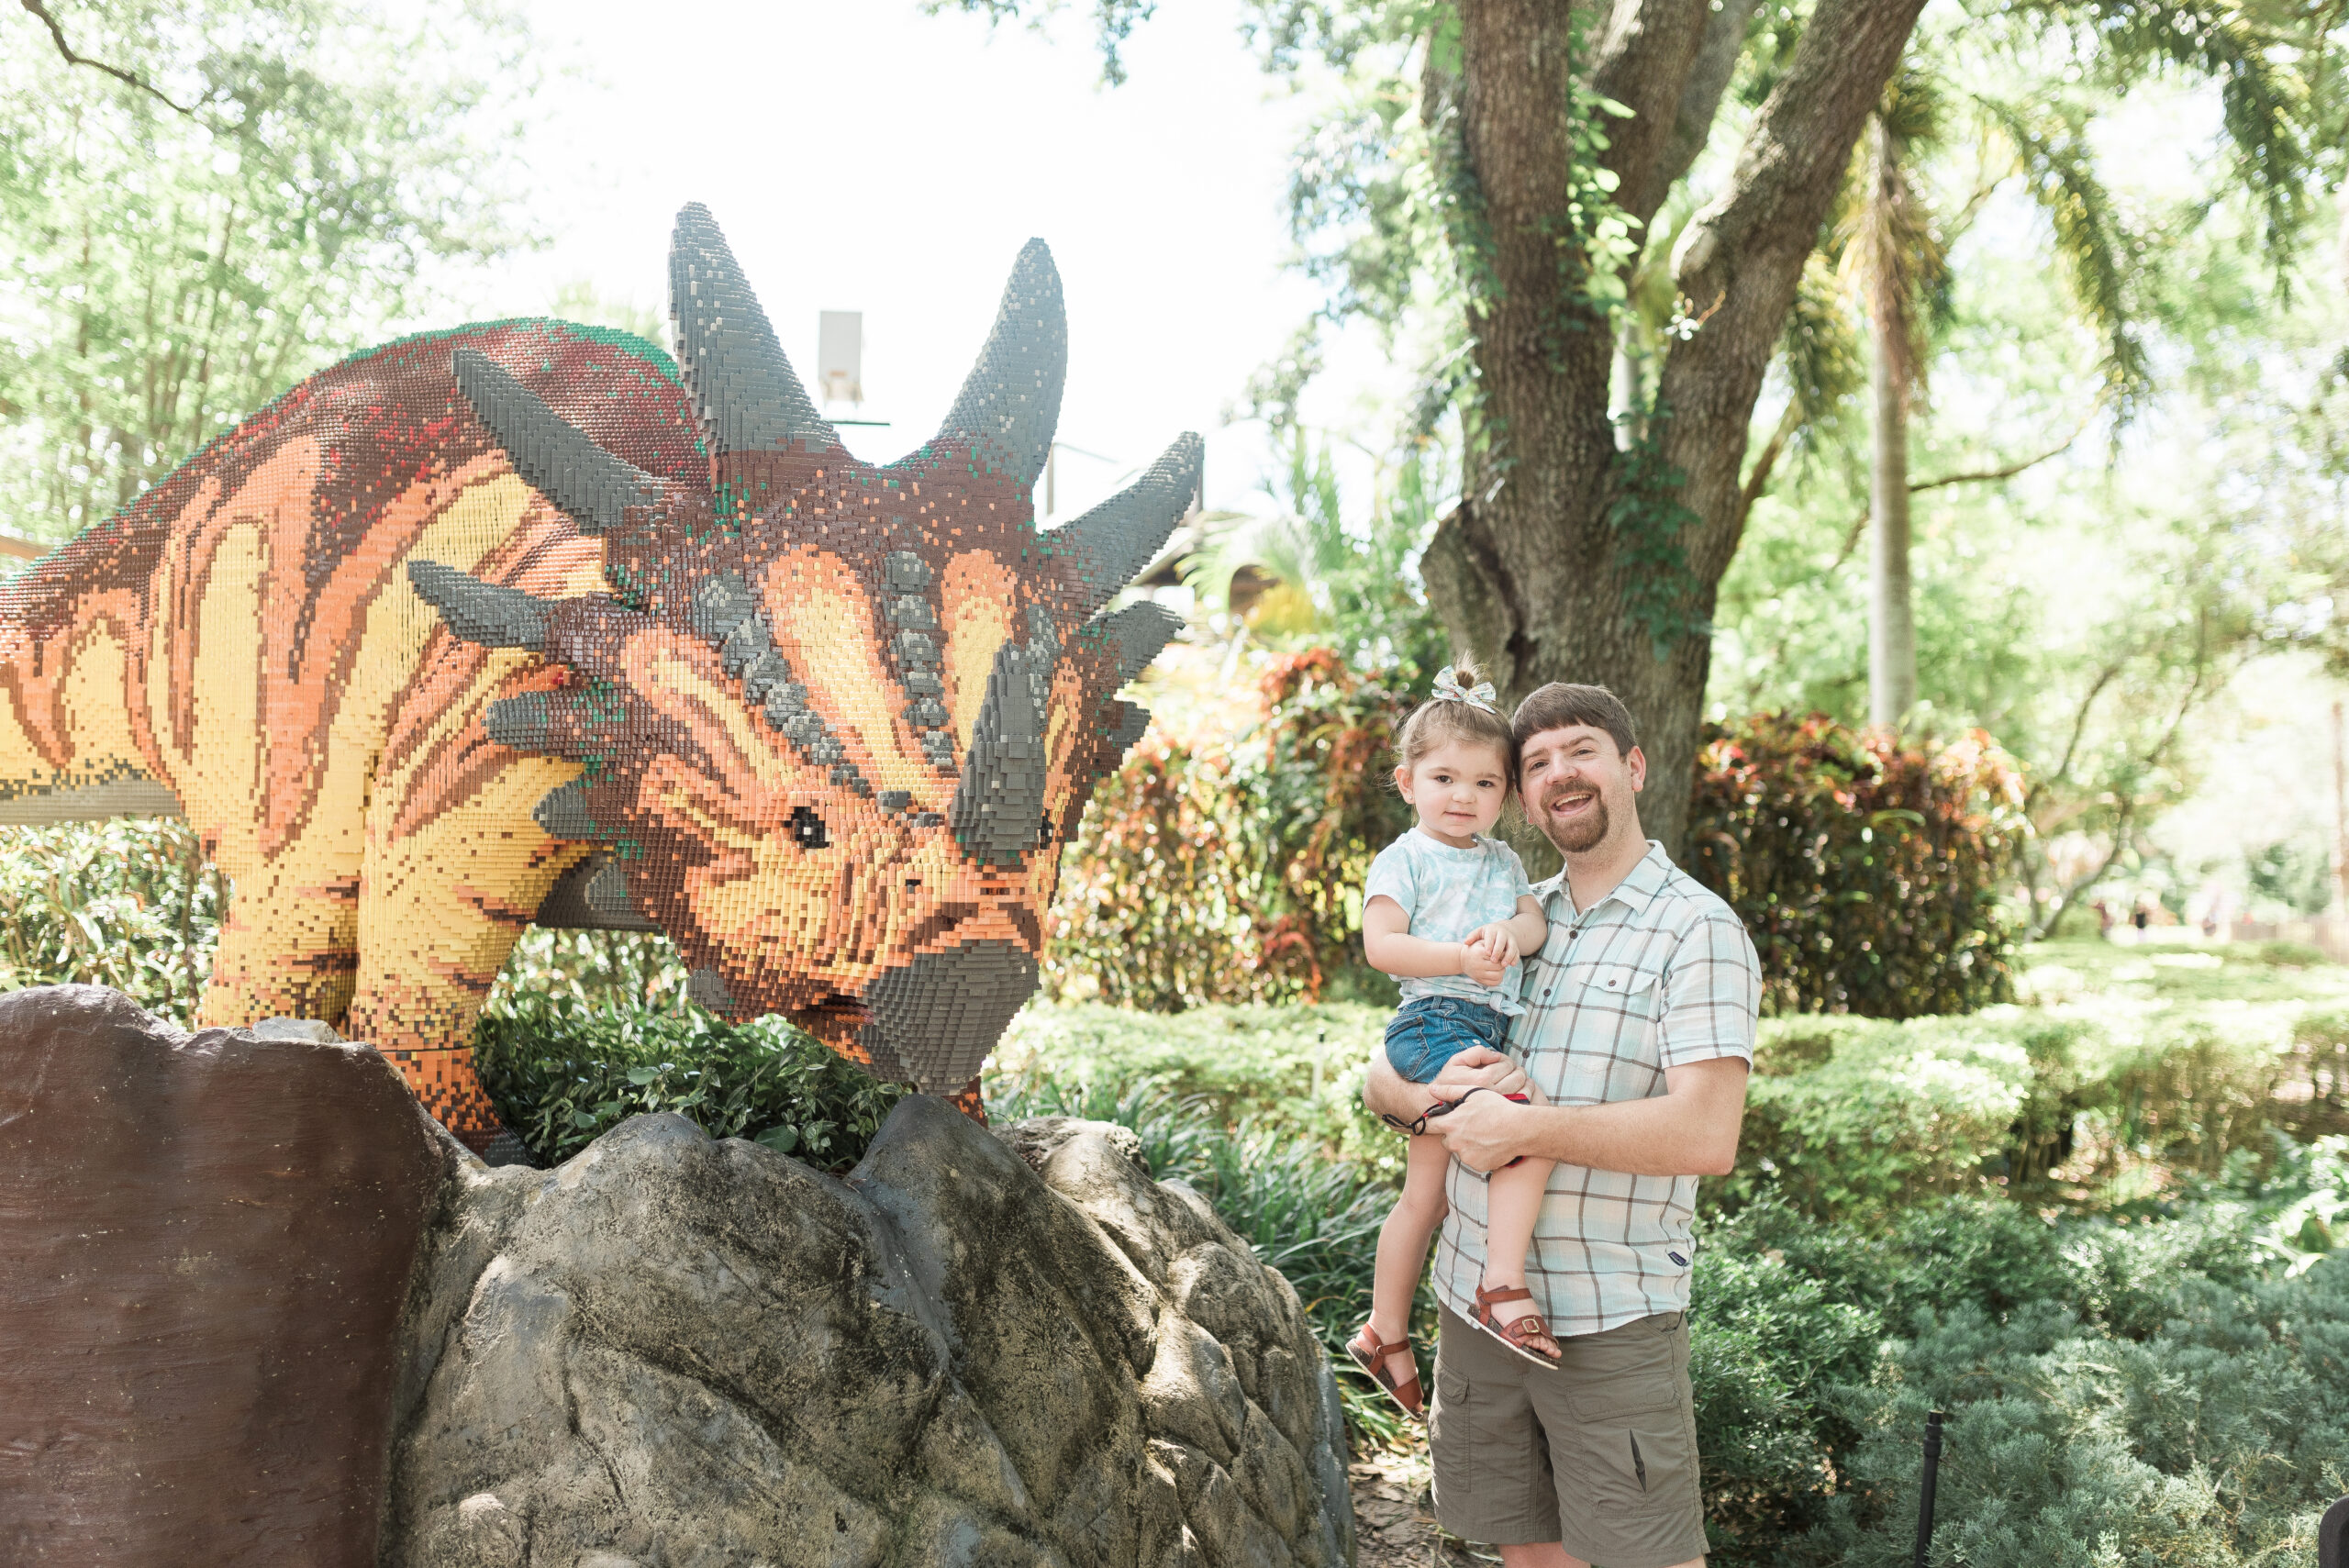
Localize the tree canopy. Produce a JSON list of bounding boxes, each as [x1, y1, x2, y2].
[[0, 0, 537, 547]]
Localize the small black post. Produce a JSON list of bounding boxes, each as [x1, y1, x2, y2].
[[2318, 1493, 2346, 1568], [1912, 1410, 1947, 1568]]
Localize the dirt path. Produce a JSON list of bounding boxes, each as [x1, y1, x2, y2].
[[1350, 1438, 1493, 1568]]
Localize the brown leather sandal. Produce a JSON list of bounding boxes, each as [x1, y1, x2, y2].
[[1345, 1325, 1426, 1420], [1472, 1284, 1563, 1370]]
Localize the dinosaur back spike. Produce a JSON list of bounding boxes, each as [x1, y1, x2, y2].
[[669, 203, 839, 457], [1091, 600, 1183, 684], [1050, 432, 1203, 616], [928, 239, 1065, 486], [451, 350, 666, 536], [408, 561, 554, 651]]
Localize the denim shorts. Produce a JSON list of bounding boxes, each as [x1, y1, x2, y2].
[[1384, 995, 1512, 1084]]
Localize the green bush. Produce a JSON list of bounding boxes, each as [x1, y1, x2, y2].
[[1689, 1194, 2343, 1566], [1733, 1006, 2321, 1219], [472, 990, 905, 1170], [1733, 1016, 2038, 1217], [992, 1000, 1395, 1172], [1689, 714, 2029, 1019], [1792, 1264, 2349, 1567], [0, 818, 222, 1026]]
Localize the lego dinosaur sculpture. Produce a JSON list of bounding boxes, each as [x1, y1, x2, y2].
[[0, 204, 1195, 1159]]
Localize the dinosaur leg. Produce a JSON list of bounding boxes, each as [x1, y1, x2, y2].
[[346, 751, 585, 1161], [197, 851, 362, 1029]]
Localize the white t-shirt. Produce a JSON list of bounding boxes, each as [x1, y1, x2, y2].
[[1362, 828, 1535, 1016]]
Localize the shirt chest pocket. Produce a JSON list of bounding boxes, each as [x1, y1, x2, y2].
[[1577, 963, 1661, 1017]]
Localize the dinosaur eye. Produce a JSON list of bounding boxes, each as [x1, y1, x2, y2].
[[1037, 813, 1053, 848], [789, 805, 829, 851]]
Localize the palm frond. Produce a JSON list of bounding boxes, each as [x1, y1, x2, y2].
[[1973, 94, 2151, 418]]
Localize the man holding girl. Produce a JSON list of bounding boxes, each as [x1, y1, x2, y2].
[[1353, 673, 1762, 1568]]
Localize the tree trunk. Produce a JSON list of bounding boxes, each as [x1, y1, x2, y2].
[[1421, 0, 1928, 858], [1867, 291, 1916, 727]]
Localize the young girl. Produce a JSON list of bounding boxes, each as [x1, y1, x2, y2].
[[1346, 664, 1557, 1418]]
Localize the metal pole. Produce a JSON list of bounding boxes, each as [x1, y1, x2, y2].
[[1912, 1410, 1946, 1568]]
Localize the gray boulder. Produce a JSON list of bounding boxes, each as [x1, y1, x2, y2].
[[385, 1097, 1355, 1568]]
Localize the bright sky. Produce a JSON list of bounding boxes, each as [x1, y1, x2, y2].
[[440, 0, 1343, 521]]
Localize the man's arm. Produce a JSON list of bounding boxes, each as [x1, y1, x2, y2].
[[1421, 1056, 1749, 1176], [1362, 1042, 1531, 1122]]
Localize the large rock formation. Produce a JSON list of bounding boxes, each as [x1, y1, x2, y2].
[[386, 1099, 1354, 1567], [0, 985, 446, 1567], [0, 984, 1352, 1566]]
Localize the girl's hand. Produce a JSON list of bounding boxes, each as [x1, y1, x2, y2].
[[1460, 937, 1508, 988], [1465, 923, 1520, 969]]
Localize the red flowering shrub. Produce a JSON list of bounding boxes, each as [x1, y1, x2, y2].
[[1689, 713, 2029, 1018], [1044, 651, 1410, 1009]]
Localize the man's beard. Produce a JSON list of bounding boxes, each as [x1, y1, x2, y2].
[[1539, 785, 1610, 854]]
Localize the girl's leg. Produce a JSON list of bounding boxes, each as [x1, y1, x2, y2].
[[1363, 1131, 1453, 1387], [1479, 1154, 1558, 1345]]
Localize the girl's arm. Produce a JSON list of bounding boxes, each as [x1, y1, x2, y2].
[[1362, 894, 1469, 979]]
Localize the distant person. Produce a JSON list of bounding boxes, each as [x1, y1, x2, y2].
[[2133, 899, 2153, 932], [1364, 682, 1759, 1568], [2095, 899, 2115, 939], [1347, 664, 1555, 1422]]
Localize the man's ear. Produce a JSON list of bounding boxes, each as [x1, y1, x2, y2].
[[1625, 744, 1647, 793]]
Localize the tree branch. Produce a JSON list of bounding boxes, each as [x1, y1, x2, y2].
[[1733, 398, 1798, 529], [1650, 0, 1760, 200], [1589, 0, 1713, 231], [1657, 0, 1929, 583], [1908, 406, 2094, 493], [17, 0, 199, 117]]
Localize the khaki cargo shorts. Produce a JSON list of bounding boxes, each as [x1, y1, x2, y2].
[[1429, 1304, 1707, 1568]]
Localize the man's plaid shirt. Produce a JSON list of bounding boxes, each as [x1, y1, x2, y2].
[[1429, 840, 1761, 1337]]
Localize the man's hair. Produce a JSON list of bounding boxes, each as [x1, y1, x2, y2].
[[1511, 683, 1638, 758]]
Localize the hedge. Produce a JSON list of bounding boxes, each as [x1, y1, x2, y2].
[[1688, 712, 2030, 1018]]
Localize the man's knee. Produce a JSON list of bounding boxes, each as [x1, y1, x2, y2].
[[1497, 1544, 1579, 1568]]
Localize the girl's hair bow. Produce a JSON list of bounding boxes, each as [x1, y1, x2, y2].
[[1431, 665, 1499, 715]]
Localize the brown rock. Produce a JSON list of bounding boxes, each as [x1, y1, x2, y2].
[[0, 984, 449, 1566]]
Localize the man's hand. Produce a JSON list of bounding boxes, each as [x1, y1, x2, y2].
[[1430, 1043, 1530, 1099], [1362, 1042, 1529, 1123], [1425, 1087, 1534, 1175]]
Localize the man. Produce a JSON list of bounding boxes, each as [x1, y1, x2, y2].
[[1364, 683, 1760, 1568]]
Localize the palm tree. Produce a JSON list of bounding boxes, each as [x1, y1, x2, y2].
[[1716, 1, 2323, 736], [1841, 72, 1948, 728]]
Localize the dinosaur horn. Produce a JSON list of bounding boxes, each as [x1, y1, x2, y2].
[[408, 560, 555, 651], [929, 239, 1065, 486], [1051, 432, 1204, 616], [1091, 600, 1183, 684], [669, 203, 839, 457], [949, 637, 1052, 868], [452, 350, 666, 536]]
